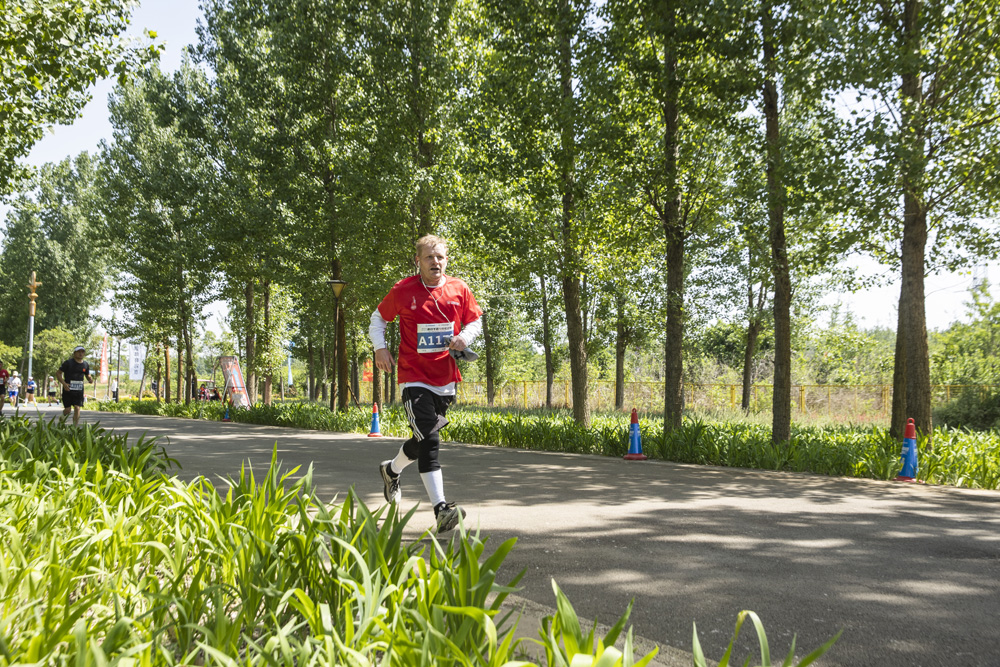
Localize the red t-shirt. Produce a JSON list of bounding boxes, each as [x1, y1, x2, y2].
[[377, 275, 483, 386], [0, 369, 8, 388]]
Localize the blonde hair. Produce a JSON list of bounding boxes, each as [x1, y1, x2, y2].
[[415, 234, 448, 256]]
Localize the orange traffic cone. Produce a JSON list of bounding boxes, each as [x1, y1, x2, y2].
[[624, 408, 648, 460], [368, 402, 383, 437]]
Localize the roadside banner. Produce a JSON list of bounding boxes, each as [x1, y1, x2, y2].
[[128, 342, 145, 380], [218, 356, 251, 409], [99, 336, 109, 383]]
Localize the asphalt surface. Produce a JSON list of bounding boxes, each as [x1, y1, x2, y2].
[[26, 406, 1000, 666]]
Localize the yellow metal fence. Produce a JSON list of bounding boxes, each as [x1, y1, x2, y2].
[[356, 381, 996, 417]]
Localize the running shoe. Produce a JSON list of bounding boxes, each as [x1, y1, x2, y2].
[[434, 501, 466, 533], [379, 461, 401, 503]]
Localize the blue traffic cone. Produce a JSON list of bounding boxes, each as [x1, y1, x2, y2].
[[222, 403, 232, 423], [367, 402, 383, 437], [895, 418, 918, 481], [624, 408, 647, 461]]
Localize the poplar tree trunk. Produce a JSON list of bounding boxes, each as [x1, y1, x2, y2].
[[540, 274, 554, 409], [372, 365, 382, 407], [763, 3, 792, 445], [263, 280, 272, 406], [557, 0, 589, 428], [892, 0, 932, 439], [245, 281, 256, 405], [308, 338, 316, 400], [615, 294, 626, 411], [484, 313, 495, 406], [164, 346, 171, 403], [337, 308, 349, 411], [175, 331, 182, 404], [319, 343, 328, 402], [658, 5, 684, 431]]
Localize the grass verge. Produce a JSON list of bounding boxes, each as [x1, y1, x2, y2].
[[95, 399, 1000, 490]]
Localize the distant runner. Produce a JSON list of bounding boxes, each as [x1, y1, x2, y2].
[[369, 234, 482, 533], [25, 377, 36, 405], [55, 346, 94, 426], [9, 372, 21, 405], [46, 376, 57, 404], [0, 363, 9, 414]]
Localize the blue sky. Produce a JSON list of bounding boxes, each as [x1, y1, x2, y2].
[[16, 0, 996, 333]]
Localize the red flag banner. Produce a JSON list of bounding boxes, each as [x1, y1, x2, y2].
[[218, 356, 251, 409]]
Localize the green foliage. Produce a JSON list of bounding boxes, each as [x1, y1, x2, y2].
[[29, 326, 77, 381], [931, 282, 1000, 385], [935, 388, 1000, 432], [0, 154, 109, 347], [0, 414, 671, 666], [0, 340, 20, 369], [693, 610, 840, 667], [0, 0, 159, 193]]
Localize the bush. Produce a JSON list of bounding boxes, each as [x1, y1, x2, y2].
[[934, 387, 1000, 431]]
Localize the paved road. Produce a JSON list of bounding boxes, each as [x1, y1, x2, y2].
[[37, 408, 1000, 666]]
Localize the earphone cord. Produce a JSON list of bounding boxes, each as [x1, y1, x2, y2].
[[423, 279, 453, 325]]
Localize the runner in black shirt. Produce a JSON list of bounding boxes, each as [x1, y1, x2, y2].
[[55, 345, 94, 426]]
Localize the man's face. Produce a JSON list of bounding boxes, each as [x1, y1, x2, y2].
[[416, 244, 448, 285], [73, 350, 85, 362]]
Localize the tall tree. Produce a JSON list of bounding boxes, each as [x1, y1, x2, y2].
[[0, 0, 158, 193], [839, 0, 1000, 437], [100, 64, 215, 404], [0, 153, 110, 347]]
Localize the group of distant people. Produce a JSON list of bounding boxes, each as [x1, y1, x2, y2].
[[196, 383, 223, 401]]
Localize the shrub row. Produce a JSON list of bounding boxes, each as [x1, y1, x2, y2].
[[96, 399, 1000, 490]]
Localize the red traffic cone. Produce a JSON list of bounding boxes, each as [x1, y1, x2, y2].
[[624, 408, 648, 460], [367, 402, 383, 437], [895, 418, 918, 482]]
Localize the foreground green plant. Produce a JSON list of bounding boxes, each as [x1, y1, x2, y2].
[[1, 415, 667, 666], [694, 610, 841, 667]]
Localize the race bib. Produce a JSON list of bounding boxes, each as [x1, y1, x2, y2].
[[69, 381, 84, 391], [417, 322, 454, 354]]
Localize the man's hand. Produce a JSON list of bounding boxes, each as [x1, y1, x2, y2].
[[374, 348, 395, 373], [447, 335, 467, 352], [87, 376, 94, 384]]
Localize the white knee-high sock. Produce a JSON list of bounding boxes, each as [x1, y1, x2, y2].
[[390, 446, 414, 475], [420, 469, 446, 507]]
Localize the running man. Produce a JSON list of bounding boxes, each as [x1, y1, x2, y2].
[[46, 376, 57, 404], [369, 234, 482, 533], [9, 372, 21, 405], [0, 363, 8, 414], [25, 377, 36, 405], [55, 346, 94, 426]]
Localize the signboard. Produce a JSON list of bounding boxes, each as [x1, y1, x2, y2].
[[218, 356, 251, 409], [128, 342, 146, 380], [99, 336, 109, 384]]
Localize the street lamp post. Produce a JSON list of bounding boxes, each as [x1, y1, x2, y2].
[[27, 272, 41, 382], [329, 280, 348, 412]]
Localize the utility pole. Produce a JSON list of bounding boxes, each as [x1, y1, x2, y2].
[[27, 272, 41, 381]]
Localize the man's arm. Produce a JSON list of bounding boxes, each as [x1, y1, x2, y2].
[[55, 369, 67, 390], [449, 316, 483, 352], [369, 309, 395, 373]]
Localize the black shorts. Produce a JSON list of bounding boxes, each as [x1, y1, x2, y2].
[[401, 387, 454, 472], [63, 390, 85, 408], [47, 391, 56, 397]]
